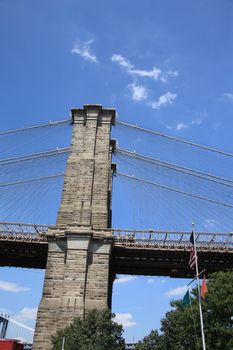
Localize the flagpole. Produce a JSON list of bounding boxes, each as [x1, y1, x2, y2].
[[192, 223, 206, 350], [187, 269, 205, 287]]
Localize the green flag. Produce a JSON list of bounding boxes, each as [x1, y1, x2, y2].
[[182, 290, 190, 307]]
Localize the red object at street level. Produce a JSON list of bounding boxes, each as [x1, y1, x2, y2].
[[0, 340, 23, 350]]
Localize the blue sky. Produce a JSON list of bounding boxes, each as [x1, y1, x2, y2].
[[0, 0, 233, 343]]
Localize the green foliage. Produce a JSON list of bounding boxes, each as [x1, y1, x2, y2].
[[202, 271, 233, 350], [52, 309, 125, 350], [135, 271, 233, 350], [135, 330, 164, 350]]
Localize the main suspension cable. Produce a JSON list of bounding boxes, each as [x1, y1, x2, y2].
[[117, 120, 233, 158], [116, 172, 233, 209], [116, 148, 233, 187], [0, 173, 64, 188], [0, 147, 71, 166], [0, 119, 71, 137]]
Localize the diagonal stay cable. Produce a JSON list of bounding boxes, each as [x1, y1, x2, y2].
[[0, 173, 64, 188], [117, 120, 233, 158], [116, 148, 233, 187], [0, 147, 71, 166], [0, 119, 71, 137], [116, 172, 233, 209]]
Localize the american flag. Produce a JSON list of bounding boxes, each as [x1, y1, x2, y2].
[[189, 231, 197, 270], [189, 246, 196, 269]]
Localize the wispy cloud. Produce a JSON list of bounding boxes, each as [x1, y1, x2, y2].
[[72, 40, 98, 63], [163, 113, 206, 131], [0, 280, 31, 292], [175, 118, 203, 131], [147, 277, 166, 284], [175, 122, 188, 131], [111, 53, 178, 109], [114, 313, 136, 328], [115, 276, 136, 284], [147, 278, 155, 284], [165, 285, 187, 297], [111, 54, 178, 82], [111, 54, 133, 70], [13, 307, 37, 325], [223, 92, 233, 102], [151, 92, 177, 110], [160, 70, 179, 83], [128, 82, 148, 101], [130, 67, 162, 80]]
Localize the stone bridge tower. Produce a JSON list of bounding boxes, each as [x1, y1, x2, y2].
[[33, 105, 116, 350]]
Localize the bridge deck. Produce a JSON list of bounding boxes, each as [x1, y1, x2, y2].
[[112, 246, 233, 278], [0, 222, 48, 268], [0, 223, 232, 277]]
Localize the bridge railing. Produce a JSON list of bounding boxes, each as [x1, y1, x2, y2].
[[0, 223, 232, 251], [111, 229, 233, 251], [0, 222, 48, 242]]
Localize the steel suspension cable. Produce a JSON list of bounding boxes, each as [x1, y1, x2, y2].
[[116, 148, 233, 187], [116, 172, 233, 209], [0, 173, 64, 188], [0, 119, 71, 137], [0, 147, 71, 166], [117, 120, 233, 158]]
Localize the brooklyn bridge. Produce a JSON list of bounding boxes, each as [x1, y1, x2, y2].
[[0, 105, 232, 349]]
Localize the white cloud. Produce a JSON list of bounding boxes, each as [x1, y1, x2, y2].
[[128, 83, 148, 101], [223, 92, 233, 101], [147, 277, 166, 284], [165, 285, 187, 297], [130, 67, 162, 80], [115, 276, 136, 284], [111, 54, 133, 70], [175, 122, 188, 131], [160, 70, 179, 83], [162, 113, 205, 131], [0, 280, 31, 292], [13, 307, 37, 324], [71, 40, 98, 63], [151, 92, 177, 110], [114, 313, 136, 328], [175, 116, 204, 131], [111, 54, 178, 82], [147, 278, 155, 284], [160, 278, 167, 284], [111, 54, 178, 109]]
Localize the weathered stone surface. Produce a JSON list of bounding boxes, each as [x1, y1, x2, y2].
[[33, 105, 115, 350]]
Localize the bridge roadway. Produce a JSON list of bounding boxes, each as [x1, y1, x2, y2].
[[0, 222, 232, 278]]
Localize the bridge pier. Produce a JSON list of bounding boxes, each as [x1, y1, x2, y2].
[[33, 105, 115, 349], [34, 229, 113, 349]]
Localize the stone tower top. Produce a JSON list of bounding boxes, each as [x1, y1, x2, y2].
[[71, 104, 116, 125]]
